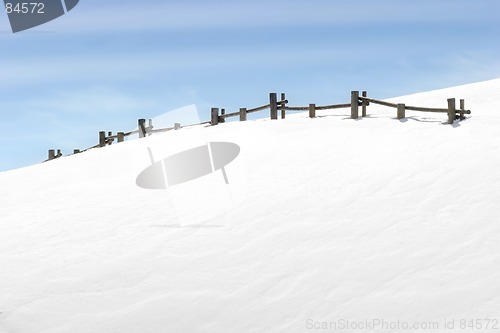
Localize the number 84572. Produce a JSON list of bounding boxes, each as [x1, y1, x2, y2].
[[5, 2, 45, 14]]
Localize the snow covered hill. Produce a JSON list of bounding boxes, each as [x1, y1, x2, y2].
[[1, 79, 500, 333]]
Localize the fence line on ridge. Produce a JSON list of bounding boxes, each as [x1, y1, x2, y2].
[[45, 91, 471, 162]]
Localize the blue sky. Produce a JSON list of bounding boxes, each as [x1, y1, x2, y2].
[[1, 0, 499, 171]]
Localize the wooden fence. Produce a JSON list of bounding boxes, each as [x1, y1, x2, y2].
[[45, 91, 471, 161]]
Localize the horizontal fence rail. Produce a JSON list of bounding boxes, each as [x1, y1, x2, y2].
[[44, 90, 471, 162], [358, 96, 472, 114], [284, 103, 352, 111]]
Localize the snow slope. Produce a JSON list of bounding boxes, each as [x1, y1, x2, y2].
[[1, 79, 500, 333]]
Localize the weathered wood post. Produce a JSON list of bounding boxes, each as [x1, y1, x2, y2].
[[220, 109, 226, 123], [447, 98, 456, 125], [174, 123, 181, 130], [107, 131, 113, 145], [239, 108, 247, 121], [362, 91, 367, 117], [117, 132, 125, 143], [211, 108, 219, 126], [397, 103, 406, 119], [460, 99, 465, 120], [270, 92, 278, 120], [48, 149, 55, 160], [281, 93, 286, 119], [56, 149, 62, 157], [138, 119, 146, 138], [99, 131, 106, 147], [309, 104, 316, 118], [351, 91, 359, 119], [73, 149, 80, 154]]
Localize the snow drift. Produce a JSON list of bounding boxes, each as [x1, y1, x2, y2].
[[1, 78, 500, 333]]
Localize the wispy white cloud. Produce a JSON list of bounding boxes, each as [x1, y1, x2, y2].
[[0, 85, 165, 158], [430, 51, 500, 87], [0, 47, 357, 85], [19, 0, 498, 33], [21, 86, 157, 115]]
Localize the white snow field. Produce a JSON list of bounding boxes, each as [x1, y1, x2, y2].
[[1, 78, 500, 333]]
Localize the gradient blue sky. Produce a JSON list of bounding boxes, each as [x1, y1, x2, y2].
[[1, 0, 499, 171]]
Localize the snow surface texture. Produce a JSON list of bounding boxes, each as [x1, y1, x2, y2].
[[1, 79, 499, 333]]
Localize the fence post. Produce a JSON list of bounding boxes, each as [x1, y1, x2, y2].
[[220, 109, 226, 123], [174, 123, 181, 130], [99, 131, 106, 147], [107, 131, 113, 145], [239, 108, 247, 121], [281, 92, 286, 119], [397, 103, 406, 119], [117, 132, 125, 143], [270, 93, 278, 120], [447, 98, 456, 125], [351, 91, 359, 119], [74, 149, 80, 154], [48, 149, 55, 160], [138, 119, 146, 138], [309, 104, 316, 118], [460, 99, 465, 120], [211, 108, 219, 125], [56, 149, 62, 157], [362, 91, 367, 117]]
